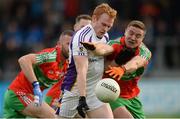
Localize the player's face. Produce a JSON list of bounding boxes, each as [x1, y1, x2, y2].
[[93, 13, 114, 38], [124, 26, 145, 48], [74, 19, 91, 31], [60, 35, 72, 59]]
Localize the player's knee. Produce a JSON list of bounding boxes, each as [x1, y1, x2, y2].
[[38, 107, 56, 118]]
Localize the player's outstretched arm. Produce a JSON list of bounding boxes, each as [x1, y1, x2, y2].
[[80, 42, 114, 56], [124, 45, 152, 73], [123, 56, 147, 73], [105, 56, 147, 80]]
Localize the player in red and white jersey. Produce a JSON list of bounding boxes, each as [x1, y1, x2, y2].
[[3, 30, 73, 118], [81, 20, 151, 118]]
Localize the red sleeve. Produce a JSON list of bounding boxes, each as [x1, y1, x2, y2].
[[106, 44, 122, 61]]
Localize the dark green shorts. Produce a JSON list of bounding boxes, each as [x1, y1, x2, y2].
[[3, 89, 31, 118], [109, 97, 145, 119]]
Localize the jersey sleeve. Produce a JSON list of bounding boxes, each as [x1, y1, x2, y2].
[[108, 39, 121, 51], [106, 39, 121, 60], [35, 49, 57, 65], [72, 26, 91, 56], [139, 43, 152, 61]]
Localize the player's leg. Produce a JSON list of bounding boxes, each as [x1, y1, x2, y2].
[[83, 94, 113, 118], [44, 95, 60, 110], [113, 106, 134, 118], [21, 101, 56, 118], [3, 89, 56, 118], [58, 90, 79, 118], [109, 97, 134, 118], [87, 103, 113, 118], [126, 97, 145, 119], [110, 97, 145, 118], [3, 90, 26, 118]]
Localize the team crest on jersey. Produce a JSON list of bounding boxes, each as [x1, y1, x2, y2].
[[79, 46, 84, 52], [47, 70, 65, 80], [78, 46, 85, 55]]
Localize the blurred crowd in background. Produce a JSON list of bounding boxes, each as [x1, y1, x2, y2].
[[0, 0, 179, 81]]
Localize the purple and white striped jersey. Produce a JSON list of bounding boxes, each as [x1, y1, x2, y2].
[[61, 24, 109, 96]]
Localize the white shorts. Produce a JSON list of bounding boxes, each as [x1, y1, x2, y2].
[[59, 90, 104, 117]]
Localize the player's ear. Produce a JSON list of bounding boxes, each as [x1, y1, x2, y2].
[[143, 32, 146, 40], [57, 35, 62, 46], [92, 15, 97, 22], [74, 23, 77, 31], [57, 40, 60, 46], [124, 28, 128, 36]]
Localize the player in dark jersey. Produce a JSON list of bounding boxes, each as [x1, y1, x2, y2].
[[3, 30, 73, 118], [81, 20, 151, 118]]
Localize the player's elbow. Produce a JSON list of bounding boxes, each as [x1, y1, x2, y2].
[[18, 56, 26, 65], [18, 54, 35, 65]]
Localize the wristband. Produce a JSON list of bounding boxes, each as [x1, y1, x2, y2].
[[32, 81, 39, 87], [121, 65, 126, 72]]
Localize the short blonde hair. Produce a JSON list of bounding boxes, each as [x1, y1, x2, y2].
[[93, 3, 117, 19], [75, 14, 92, 23], [127, 20, 146, 33]]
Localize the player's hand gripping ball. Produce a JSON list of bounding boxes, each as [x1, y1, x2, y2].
[[95, 78, 120, 103]]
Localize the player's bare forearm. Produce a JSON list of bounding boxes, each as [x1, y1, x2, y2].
[[18, 54, 38, 83], [80, 42, 114, 56], [74, 56, 88, 96], [93, 43, 114, 56], [124, 56, 147, 73]]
